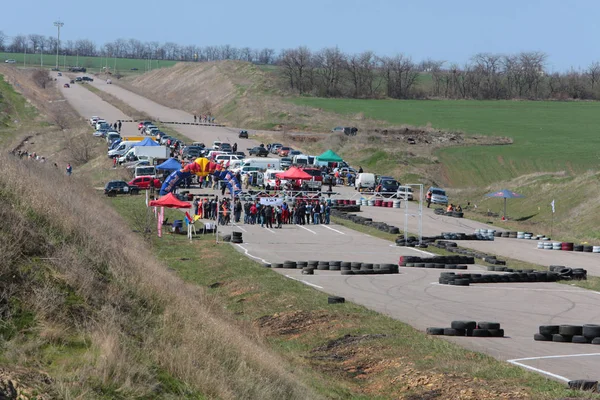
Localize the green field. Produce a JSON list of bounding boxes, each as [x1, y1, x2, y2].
[[291, 98, 600, 187], [0, 52, 178, 74]]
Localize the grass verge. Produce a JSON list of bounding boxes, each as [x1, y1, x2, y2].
[[108, 196, 592, 399]]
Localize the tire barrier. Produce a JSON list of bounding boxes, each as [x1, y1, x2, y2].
[[400, 255, 474, 268], [567, 380, 598, 392], [432, 241, 508, 266], [439, 265, 587, 286], [534, 324, 600, 345], [332, 209, 403, 235], [328, 296, 345, 304], [441, 231, 495, 241], [231, 231, 243, 244], [427, 320, 504, 337], [433, 208, 463, 218], [263, 260, 400, 275]]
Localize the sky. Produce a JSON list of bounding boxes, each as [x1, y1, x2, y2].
[[2, 0, 598, 71]]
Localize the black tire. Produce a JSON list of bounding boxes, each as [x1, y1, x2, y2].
[[340, 261, 351, 268], [283, 262, 297, 269], [328, 296, 345, 304], [329, 265, 341, 271], [572, 335, 590, 344], [302, 268, 314, 275], [329, 261, 342, 267], [341, 270, 354, 275], [272, 263, 283, 268], [443, 328, 458, 336], [539, 325, 560, 336], [552, 334, 571, 342], [414, 263, 425, 268], [424, 263, 435, 268], [456, 265, 468, 270], [262, 263, 271, 268], [454, 278, 470, 286], [317, 264, 329, 271], [478, 322, 500, 330], [534, 333, 552, 341], [591, 337, 600, 345], [426, 327, 445, 335], [582, 324, 600, 339], [488, 329, 504, 338], [451, 321, 477, 331], [472, 329, 491, 337], [568, 380, 598, 391], [361, 263, 373, 270], [559, 325, 583, 336]]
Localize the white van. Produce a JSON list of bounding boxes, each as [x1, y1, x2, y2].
[[108, 141, 137, 158], [293, 155, 315, 166], [262, 169, 287, 190], [355, 173, 376, 191], [241, 157, 280, 171], [215, 154, 242, 163]]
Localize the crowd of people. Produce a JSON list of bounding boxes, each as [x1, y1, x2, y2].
[[10, 149, 72, 175], [191, 196, 332, 228], [193, 115, 216, 124]]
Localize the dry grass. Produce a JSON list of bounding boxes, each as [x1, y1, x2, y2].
[[0, 154, 319, 398]]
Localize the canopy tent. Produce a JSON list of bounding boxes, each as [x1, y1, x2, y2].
[[149, 193, 191, 209], [276, 167, 312, 180], [484, 189, 525, 220], [316, 149, 343, 162], [131, 137, 160, 147], [157, 158, 183, 171]]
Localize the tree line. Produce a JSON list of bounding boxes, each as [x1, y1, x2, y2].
[[2, 30, 600, 101]]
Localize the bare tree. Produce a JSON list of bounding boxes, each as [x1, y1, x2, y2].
[[472, 53, 503, 99], [257, 48, 275, 64], [380, 54, 419, 99], [314, 47, 344, 97], [32, 69, 51, 89], [0, 31, 6, 52], [587, 62, 600, 90], [277, 47, 313, 94], [345, 51, 378, 98]]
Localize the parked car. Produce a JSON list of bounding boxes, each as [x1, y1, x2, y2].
[[397, 186, 414, 201], [144, 125, 158, 135], [234, 151, 246, 159], [331, 126, 358, 136], [75, 77, 82, 82], [427, 187, 448, 205], [278, 146, 291, 157], [248, 146, 270, 157], [299, 168, 323, 190], [270, 143, 283, 154], [63, 83, 70, 88], [70, 79, 75, 84], [131, 67, 139, 71], [128, 176, 155, 189], [323, 173, 336, 187], [239, 130, 249, 139], [280, 157, 292, 168], [57, 72, 62, 76], [81, 76, 93, 82], [4, 59, 16, 64], [93, 129, 108, 137], [219, 143, 232, 153], [104, 180, 139, 196], [289, 150, 302, 157], [212, 141, 222, 150], [377, 177, 400, 195], [138, 120, 153, 130], [160, 136, 172, 145]]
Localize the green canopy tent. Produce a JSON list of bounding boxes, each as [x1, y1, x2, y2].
[[316, 149, 343, 163]]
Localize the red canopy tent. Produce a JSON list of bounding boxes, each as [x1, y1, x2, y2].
[[276, 167, 312, 180], [149, 193, 191, 208]]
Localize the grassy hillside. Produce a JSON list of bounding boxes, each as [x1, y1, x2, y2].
[[291, 98, 600, 187], [0, 52, 177, 75], [0, 72, 37, 142]]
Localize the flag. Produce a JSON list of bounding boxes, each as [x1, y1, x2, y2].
[[551, 200, 555, 213]]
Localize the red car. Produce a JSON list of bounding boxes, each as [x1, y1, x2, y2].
[[63, 83, 70, 88], [278, 146, 291, 157], [128, 176, 157, 189]]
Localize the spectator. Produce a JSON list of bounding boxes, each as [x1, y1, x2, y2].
[[118, 120, 122, 131], [426, 190, 432, 208], [66, 163, 72, 176]]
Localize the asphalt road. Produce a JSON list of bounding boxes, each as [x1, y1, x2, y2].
[[57, 76, 600, 384]]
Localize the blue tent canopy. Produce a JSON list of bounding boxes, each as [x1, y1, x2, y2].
[[156, 158, 183, 171], [131, 137, 159, 147], [484, 189, 525, 219]]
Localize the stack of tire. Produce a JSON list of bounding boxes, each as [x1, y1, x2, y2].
[[534, 324, 600, 344], [432, 241, 508, 265], [400, 255, 475, 267], [427, 320, 504, 337], [438, 269, 584, 285], [341, 262, 399, 276], [395, 235, 432, 248], [332, 210, 401, 235], [231, 231, 243, 244], [548, 265, 587, 280], [434, 208, 464, 218]]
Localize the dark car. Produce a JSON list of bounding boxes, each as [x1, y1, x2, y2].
[[331, 126, 358, 136], [323, 173, 336, 187], [82, 76, 94, 82], [378, 177, 400, 195], [75, 77, 82, 82], [219, 143, 232, 153], [248, 146, 269, 157], [234, 151, 246, 159], [131, 67, 139, 71], [63, 83, 70, 88], [104, 180, 139, 196], [239, 130, 249, 139]]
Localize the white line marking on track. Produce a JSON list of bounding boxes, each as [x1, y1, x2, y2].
[[235, 244, 269, 264], [285, 275, 324, 289], [321, 225, 345, 235], [296, 224, 317, 234], [265, 227, 276, 233], [407, 247, 435, 256], [507, 360, 570, 382]]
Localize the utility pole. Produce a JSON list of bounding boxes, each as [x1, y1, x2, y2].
[[54, 20, 64, 70]]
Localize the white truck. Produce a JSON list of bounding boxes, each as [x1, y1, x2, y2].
[[134, 165, 157, 179], [240, 157, 280, 171], [133, 145, 170, 160]]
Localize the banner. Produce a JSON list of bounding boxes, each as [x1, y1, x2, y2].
[[158, 207, 164, 238], [551, 199, 555, 213], [217, 170, 242, 198], [259, 197, 284, 206]]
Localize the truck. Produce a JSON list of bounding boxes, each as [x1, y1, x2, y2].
[[240, 157, 280, 171], [134, 165, 157, 179], [133, 145, 170, 160]]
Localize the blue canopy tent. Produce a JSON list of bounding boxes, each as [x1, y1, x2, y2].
[[485, 189, 525, 220], [131, 137, 159, 147], [157, 158, 183, 171]]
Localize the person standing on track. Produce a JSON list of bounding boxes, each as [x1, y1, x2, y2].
[[118, 120, 122, 132], [426, 190, 432, 208]]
